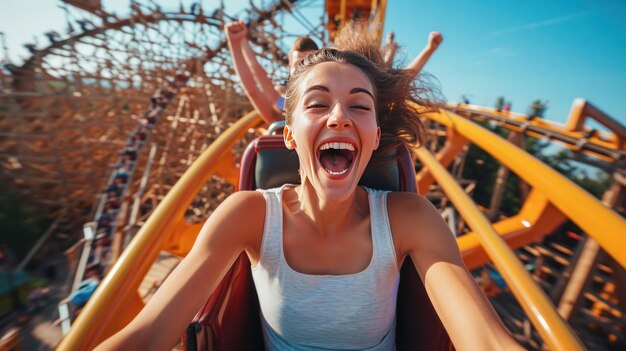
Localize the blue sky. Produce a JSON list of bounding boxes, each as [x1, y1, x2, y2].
[[1, 0, 624, 126], [387, 0, 626, 126]]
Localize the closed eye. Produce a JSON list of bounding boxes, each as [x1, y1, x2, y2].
[[306, 103, 328, 109], [351, 105, 372, 111]]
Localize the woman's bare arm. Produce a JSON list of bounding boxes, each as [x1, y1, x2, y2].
[[95, 191, 265, 351], [383, 41, 398, 68], [241, 37, 281, 105], [225, 21, 281, 124], [389, 192, 523, 351], [406, 32, 443, 79]]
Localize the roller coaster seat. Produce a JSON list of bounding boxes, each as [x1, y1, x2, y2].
[[181, 134, 453, 351]]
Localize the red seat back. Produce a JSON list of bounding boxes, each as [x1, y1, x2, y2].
[[182, 135, 453, 351]]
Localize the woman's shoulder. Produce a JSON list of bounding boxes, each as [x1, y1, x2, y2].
[[204, 190, 267, 232], [217, 191, 267, 221], [387, 192, 442, 226], [386, 192, 446, 253], [390, 191, 449, 224], [386, 191, 435, 215], [195, 190, 266, 252]]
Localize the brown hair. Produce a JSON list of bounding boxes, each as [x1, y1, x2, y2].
[[292, 36, 319, 52], [333, 21, 384, 66], [284, 48, 432, 160]]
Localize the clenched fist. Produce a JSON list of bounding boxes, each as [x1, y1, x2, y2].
[[428, 32, 443, 49], [225, 20, 247, 43]]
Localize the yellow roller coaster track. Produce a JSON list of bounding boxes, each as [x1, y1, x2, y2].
[[446, 99, 626, 164], [50, 1, 625, 350], [57, 101, 625, 350]]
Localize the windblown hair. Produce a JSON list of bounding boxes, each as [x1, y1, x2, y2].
[[333, 21, 384, 66], [285, 29, 438, 160]]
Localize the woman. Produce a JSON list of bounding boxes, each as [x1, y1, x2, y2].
[[96, 46, 522, 350]]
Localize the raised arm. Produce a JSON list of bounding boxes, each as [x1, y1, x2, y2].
[[406, 31, 443, 79], [382, 32, 398, 68], [95, 191, 265, 351], [389, 193, 523, 351], [241, 35, 281, 105], [225, 21, 281, 124]]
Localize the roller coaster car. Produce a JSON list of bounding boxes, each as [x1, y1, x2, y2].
[[181, 132, 454, 351]]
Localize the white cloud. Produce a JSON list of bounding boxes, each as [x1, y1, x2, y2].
[[488, 47, 517, 57], [490, 12, 588, 36]]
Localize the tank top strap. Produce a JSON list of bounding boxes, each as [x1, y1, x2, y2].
[[365, 187, 399, 272], [255, 185, 289, 273]]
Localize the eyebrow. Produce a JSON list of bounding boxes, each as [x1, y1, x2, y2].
[[303, 85, 329, 95], [350, 87, 374, 99], [303, 85, 374, 100]]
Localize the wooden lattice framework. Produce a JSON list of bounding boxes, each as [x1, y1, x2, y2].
[[0, 0, 321, 238]]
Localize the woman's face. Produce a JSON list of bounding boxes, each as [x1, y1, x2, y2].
[[284, 61, 380, 202]]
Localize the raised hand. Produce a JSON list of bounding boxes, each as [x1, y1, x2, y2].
[[224, 20, 247, 43], [428, 32, 443, 49]]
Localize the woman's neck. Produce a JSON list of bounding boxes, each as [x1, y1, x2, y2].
[[289, 180, 369, 237]]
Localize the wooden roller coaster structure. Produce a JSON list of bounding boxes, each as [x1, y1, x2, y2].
[[0, 1, 624, 350]]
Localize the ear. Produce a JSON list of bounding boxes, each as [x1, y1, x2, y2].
[[284, 125, 297, 150], [374, 127, 381, 150]]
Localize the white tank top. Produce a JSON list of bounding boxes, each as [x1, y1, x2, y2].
[[251, 185, 400, 350]]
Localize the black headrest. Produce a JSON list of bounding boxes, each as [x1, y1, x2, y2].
[[246, 135, 415, 192]]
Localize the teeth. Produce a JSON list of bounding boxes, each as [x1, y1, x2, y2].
[[319, 142, 355, 151], [325, 168, 349, 175]]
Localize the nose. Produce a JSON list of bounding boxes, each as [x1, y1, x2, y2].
[[326, 104, 352, 129]]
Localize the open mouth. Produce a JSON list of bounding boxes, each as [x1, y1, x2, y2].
[[318, 142, 356, 176]]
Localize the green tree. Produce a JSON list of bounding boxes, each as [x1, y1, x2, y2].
[[460, 121, 522, 217], [528, 99, 548, 118], [460, 122, 611, 218], [524, 137, 612, 198], [495, 96, 505, 111], [0, 182, 51, 261]]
